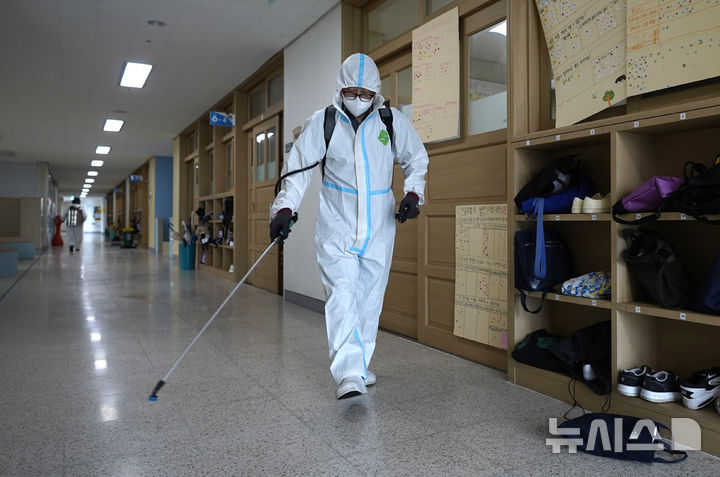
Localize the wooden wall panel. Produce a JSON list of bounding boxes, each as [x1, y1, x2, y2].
[[426, 215, 455, 267], [428, 145, 507, 201], [382, 167, 419, 336], [427, 277, 455, 332], [380, 270, 418, 338], [392, 220, 418, 262]]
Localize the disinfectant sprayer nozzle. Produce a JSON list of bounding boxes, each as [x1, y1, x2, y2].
[[149, 380, 165, 401]]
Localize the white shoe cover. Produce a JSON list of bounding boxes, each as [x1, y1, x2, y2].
[[336, 375, 367, 400]]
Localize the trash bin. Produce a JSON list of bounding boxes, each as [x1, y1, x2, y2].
[[179, 243, 196, 270], [108, 228, 116, 240], [123, 231, 133, 248]]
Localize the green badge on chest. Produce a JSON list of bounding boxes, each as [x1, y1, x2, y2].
[[378, 129, 389, 145]]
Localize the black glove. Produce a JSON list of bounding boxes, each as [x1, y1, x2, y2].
[[397, 192, 420, 223], [270, 209, 293, 242]]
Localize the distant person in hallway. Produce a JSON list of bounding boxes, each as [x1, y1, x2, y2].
[[270, 53, 429, 399], [63, 197, 87, 252]]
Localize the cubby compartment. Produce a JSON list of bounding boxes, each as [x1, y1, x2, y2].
[[616, 312, 720, 381], [199, 244, 213, 267], [614, 119, 720, 204], [222, 248, 234, 274], [512, 302, 612, 408], [515, 220, 612, 307], [514, 299, 611, 349], [614, 311, 720, 453], [615, 221, 720, 317], [513, 132, 612, 216]]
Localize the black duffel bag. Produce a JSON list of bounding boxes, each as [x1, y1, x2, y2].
[[663, 159, 720, 224], [622, 228, 693, 309]]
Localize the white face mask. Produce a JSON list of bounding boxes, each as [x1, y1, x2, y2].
[[343, 96, 373, 118]]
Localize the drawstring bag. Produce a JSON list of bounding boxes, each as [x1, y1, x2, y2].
[[550, 321, 611, 395], [622, 229, 692, 309], [612, 176, 684, 225], [558, 413, 688, 463]]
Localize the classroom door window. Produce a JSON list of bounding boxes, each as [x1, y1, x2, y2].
[[468, 20, 507, 135]]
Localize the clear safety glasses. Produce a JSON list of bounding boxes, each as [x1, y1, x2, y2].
[[342, 90, 375, 102]]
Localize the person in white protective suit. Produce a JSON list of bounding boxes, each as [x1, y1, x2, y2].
[[270, 53, 429, 400], [63, 197, 87, 252]]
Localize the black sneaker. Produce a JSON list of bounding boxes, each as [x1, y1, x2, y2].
[[679, 367, 720, 410], [617, 365, 653, 397], [640, 370, 682, 403]]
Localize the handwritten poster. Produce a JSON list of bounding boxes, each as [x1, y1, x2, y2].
[[536, 0, 628, 126], [411, 7, 460, 142], [454, 204, 508, 349], [627, 0, 720, 95]]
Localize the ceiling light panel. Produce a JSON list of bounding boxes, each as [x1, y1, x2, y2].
[[91, 160, 104, 167], [88, 171, 99, 176], [95, 146, 111, 155], [120, 62, 153, 88], [103, 119, 124, 132]]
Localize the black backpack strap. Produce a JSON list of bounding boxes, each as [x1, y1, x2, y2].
[[520, 290, 546, 314], [274, 106, 336, 197], [611, 200, 662, 225], [322, 105, 336, 179], [379, 100, 394, 150]]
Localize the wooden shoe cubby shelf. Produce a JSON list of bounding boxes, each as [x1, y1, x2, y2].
[[508, 101, 720, 456], [180, 93, 237, 281]]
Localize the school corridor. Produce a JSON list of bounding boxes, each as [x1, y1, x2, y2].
[[1, 235, 718, 476]]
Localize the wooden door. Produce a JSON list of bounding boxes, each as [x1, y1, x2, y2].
[[248, 115, 281, 293], [377, 51, 419, 338]]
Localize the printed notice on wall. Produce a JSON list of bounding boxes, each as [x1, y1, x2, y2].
[[627, 0, 720, 96], [454, 204, 508, 349], [411, 7, 460, 142], [536, 0, 628, 127]]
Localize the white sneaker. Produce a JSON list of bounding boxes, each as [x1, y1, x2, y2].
[[582, 193, 610, 214], [364, 371, 376, 386], [571, 197, 584, 214], [335, 375, 367, 400]]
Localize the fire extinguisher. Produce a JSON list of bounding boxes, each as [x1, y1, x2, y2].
[[52, 215, 64, 246]]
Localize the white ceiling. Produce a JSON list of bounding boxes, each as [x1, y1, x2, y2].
[[0, 0, 339, 195]]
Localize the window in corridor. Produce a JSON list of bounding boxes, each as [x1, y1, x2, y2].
[[468, 19, 507, 135]]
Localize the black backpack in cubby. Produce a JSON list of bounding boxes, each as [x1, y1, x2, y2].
[[513, 155, 580, 210], [514, 228, 574, 313], [664, 158, 720, 224]]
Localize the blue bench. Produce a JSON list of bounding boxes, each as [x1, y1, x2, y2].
[[0, 247, 18, 277], [0, 241, 35, 260]]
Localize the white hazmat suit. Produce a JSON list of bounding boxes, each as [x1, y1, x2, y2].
[[271, 54, 429, 398], [62, 203, 87, 251]]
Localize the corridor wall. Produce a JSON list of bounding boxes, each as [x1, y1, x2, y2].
[[281, 3, 342, 304]]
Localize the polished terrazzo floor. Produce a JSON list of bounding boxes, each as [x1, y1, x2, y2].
[[1, 234, 718, 476]]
